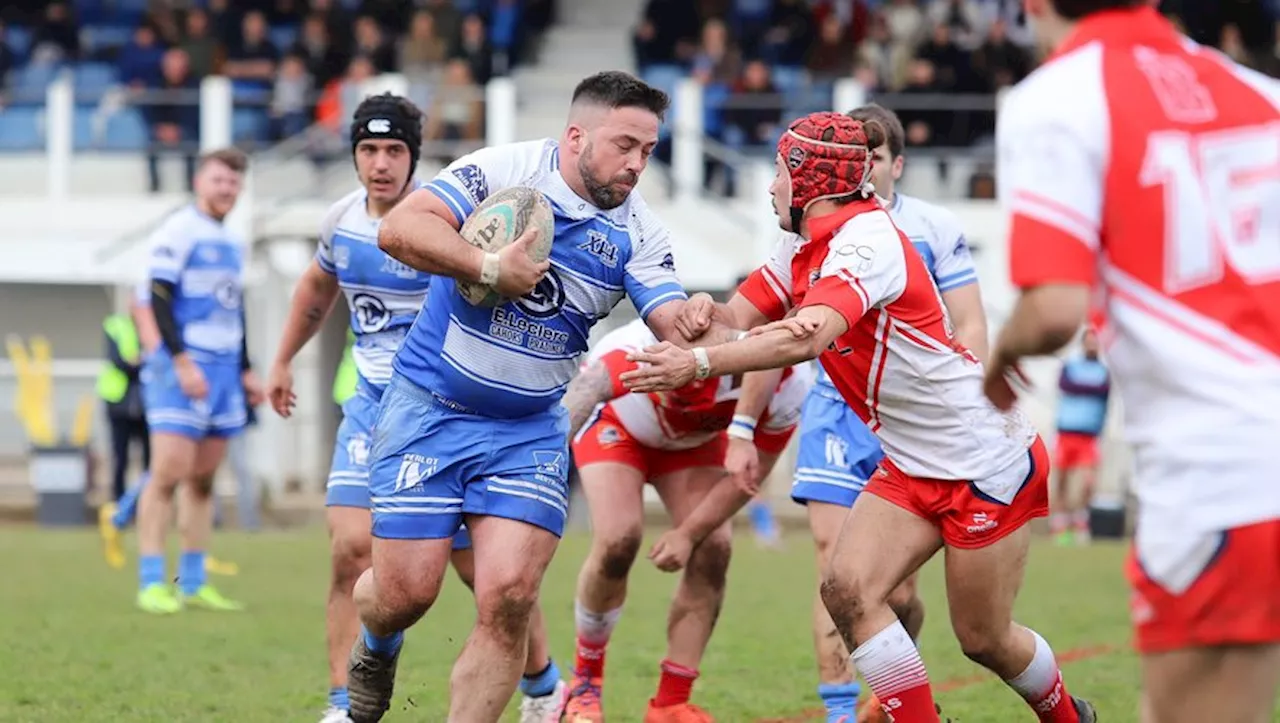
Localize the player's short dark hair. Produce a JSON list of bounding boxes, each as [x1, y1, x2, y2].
[[1050, 0, 1144, 20], [571, 71, 670, 121], [198, 147, 248, 174], [847, 103, 905, 159]]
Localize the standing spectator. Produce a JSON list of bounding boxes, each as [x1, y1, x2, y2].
[[292, 13, 348, 88], [143, 48, 199, 193], [897, 57, 943, 146], [420, 0, 461, 48], [119, 23, 166, 89], [399, 9, 449, 81], [223, 10, 279, 91], [179, 8, 220, 79], [926, 0, 983, 49], [30, 2, 80, 64], [759, 0, 816, 66], [970, 17, 1031, 91], [488, 0, 522, 75], [307, 0, 355, 55], [915, 23, 971, 91], [1051, 326, 1111, 547], [424, 58, 484, 163], [97, 307, 150, 503], [270, 53, 313, 140], [807, 13, 856, 80], [352, 15, 396, 73], [451, 14, 494, 85], [691, 18, 742, 86], [633, 0, 702, 69], [723, 59, 781, 150]]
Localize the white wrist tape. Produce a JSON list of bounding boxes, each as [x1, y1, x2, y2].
[[480, 252, 501, 286], [728, 414, 757, 441], [734, 330, 749, 341], [692, 347, 711, 380]]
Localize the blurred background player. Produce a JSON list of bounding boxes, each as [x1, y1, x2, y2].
[[267, 93, 566, 723], [624, 111, 1095, 723], [1050, 324, 1109, 547], [98, 279, 240, 577], [98, 294, 149, 506], [781, 103, 989, 723], [344, 71, 733, 723], [134, 147, 263, 615], [557, 318, 810, 722], [986, 1, 1280, 722]]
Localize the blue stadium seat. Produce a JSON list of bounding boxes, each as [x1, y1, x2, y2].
[[10, 64, 63, 106], [232, 107, 269, 143], [270, 26, 298, 52], [5, 25, 33, 61], [74, 0, 108, 24], [101, 108, 149, 151], [74, 62, 121, 101], [72, 107, 96, 150], [0, 107, 44, 150], [81, 25, 134, 54]]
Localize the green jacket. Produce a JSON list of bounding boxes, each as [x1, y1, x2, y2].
[[97, 314, 140, 404], [333, 332, 357, 406]]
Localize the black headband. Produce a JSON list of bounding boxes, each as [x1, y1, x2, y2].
[[350, 104, 422, 173]]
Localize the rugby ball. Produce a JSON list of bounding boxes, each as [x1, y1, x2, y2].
[[455, 187, 556, 307]]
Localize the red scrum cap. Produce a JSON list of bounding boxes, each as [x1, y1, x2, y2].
[[776, 111, 884, 229]]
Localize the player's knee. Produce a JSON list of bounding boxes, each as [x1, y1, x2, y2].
[[595, 528, 643, 581], [952, 617, 1005, 669], [330, 531, 371, 590], [886, 579, 920, 619], [819, 565, 885, 635], [476, 577, 539, 645], [687, 528, 733, 591], [187, 474, 215, 498]]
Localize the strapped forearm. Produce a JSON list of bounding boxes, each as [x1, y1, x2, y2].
[[149, 279, 185, 357]]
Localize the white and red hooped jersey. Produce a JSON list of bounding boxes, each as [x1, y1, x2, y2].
[[999, 6, 1280, 534], [581, 319, 814, 451], [740, 198, 1036, 481]]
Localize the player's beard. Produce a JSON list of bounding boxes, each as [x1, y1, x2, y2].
[[579, 141, 638, 210]]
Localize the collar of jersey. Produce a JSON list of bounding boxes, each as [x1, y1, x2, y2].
[[542, 161, 633, 226], [1051, 5, 1172, 61], [805, 197, 883, 247]]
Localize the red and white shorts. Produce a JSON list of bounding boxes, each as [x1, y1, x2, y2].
[[573, 404, 796, 480], [1128, 518, 1280, 653], [1054, 431, 1100, 471], [864, 436, 1051, 549]]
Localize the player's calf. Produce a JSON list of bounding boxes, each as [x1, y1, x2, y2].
[[572, 527, 643, 681]]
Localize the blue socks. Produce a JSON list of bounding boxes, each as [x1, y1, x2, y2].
[[748, 499, 778, 539], [113, 471, 149, 530], [520, 658, 562, 698], [139, 554, 165, 590], [328, 686, 350, 711], [362, 627, 404, 656], [819, 682, 860, 723], [179, 550, 206, 595]]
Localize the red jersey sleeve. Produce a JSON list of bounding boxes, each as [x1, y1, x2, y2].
[[596, 349, 636, 400], [800, 210, 907, 330], [737, 234, 799, 323], [997, 80, 1105, 288]]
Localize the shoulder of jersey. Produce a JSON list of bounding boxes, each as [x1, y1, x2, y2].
[[325, 187, 367, 219], [593, 318, 656, 354], [1004, 42, 1103, 122], [895, 193, 962, 234]]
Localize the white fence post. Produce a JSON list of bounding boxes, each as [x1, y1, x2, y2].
[[752, 159, 777, 264], [485, 77, 517, 145], [672, 78, 705, 203], [832, 79, 867, 114], [46, 72, 73, 200], [199, 75, 232, 151]]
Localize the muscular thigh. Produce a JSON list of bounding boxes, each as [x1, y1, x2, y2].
[[1143, 645, 1280, 723], [828, 490, 942, 604], [328, 505, 373, 562], [466, 514, 560, 601], [578, 462, 647, 542], [943, 525, 1030, 638], [652, 464, 729, 527], [808, 501, 849, 569]]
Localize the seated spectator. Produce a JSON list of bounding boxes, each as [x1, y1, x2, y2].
[[31, 1, 80, 64], [723, 59, 782, 150], [0, 21, 16, 99], [970, 18, 1031, 92], [633, 0, 701, 70], [489, 0, 522, 76], [807, 13, 855, 81], [308, 0, 355, 56], [926, 0, 983, 49], [897, 57, 943, 147], [399, 9, 449, 82], [759, 0, 816, 66], [179, 8, 220, 79], [315, 54, 375, 136], [857, 15, 893, 91], [353, 15, 396, 73], [143, 48, 199, 193], [119, 24, 167, 89], [223, 10, 279, 90], [271, 53, 313, 141], [425, 58, 484, 164], [292, 13, 348, 88], [915, 23, 972, 91], [421, 0, 461, 48], [691, 18, 742, 86], [452, 14, 493, 85]]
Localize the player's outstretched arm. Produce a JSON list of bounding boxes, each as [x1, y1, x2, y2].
[[621, 305, 846, 392], [667, 291, 779, 346], [941, 283, 990, 364], [561, 359, 624, 441]]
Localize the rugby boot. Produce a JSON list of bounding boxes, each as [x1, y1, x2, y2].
[[519, 679, 569, 723], [643, 701, 714, 723], [563, 673, 605, 723], [346, 636, 400, 723]]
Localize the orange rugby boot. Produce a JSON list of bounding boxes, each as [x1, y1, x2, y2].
[[643, 700, 715, 723]]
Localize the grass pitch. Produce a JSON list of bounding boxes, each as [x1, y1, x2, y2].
[[0, 524, 1228, 722]]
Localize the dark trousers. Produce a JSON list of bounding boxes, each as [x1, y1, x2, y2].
[[109, 416, 151, 501]]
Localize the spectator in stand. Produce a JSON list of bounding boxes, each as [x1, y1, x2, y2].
[[400, 9, 449, 82], [30, 2, 80, 65], [856, 15, 893, 90], [807, 13, 856, 81], [0, 21, 13, 99], [353, 15, 396, 74], [691, 19, 742, 86], [759, 0, 816, 66], [180, 8, 220, 80], [421, 0, 461, 49], [223, 10, 279, 92], [119, 23, 166, 89], [424, 57, 484, 163], [314, 54, 374, 136], [203, 0, 237, 48], [970, 17, 1031, 91], [489, 0, 522, 75], [452, 14, 493, 85], [356, 0, 410, 32], [633, 0, 702, 70], [292, 13, 348, 89], [306, 0, 354, 56], [915, 22, 972, 91], [927, 0, 983, 49], [897, 57, 943, 147], [730, 0, 774, 55], [270, 52, 313, 140], [723, 58, 781, 149], [143, 48, 199, 193]]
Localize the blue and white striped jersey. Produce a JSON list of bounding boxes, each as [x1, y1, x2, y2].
[[316, 183, 430, 391], [145, 204, 245, 364], [812, 192, 978, 395], [394, 139, 688, 418]]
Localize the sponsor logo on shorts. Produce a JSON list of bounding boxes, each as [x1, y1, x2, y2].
[[533, 451, 563, 476], [1130, 590, 1154, 625], [393, 453, 438, 494], [346, 433, 370, 467], [824, 433, 849, 469], [966, 511, 998, 535], [598, 425, 622, 446]]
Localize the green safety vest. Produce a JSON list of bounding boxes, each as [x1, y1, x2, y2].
[[333, 333, 357, 406], [97, 314, 140, 403]]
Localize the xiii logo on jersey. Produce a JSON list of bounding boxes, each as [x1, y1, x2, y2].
[[352, 293, 391, 332], [517, 269, 566, 319], [380, 256, 417, 279], [393, 453, 439, 494], [214, 279, 240, 309], [580, 230, 619, 268]]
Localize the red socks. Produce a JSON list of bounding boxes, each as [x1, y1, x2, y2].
[[1004, 629, 1081, 723], [851, 621, 940, 723], [652, 659, 698, 707], [573, 636, 607, 679]]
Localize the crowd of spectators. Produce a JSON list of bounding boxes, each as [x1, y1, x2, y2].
[[0, 0, 554, 191], [634, 0, 1280, 195]]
